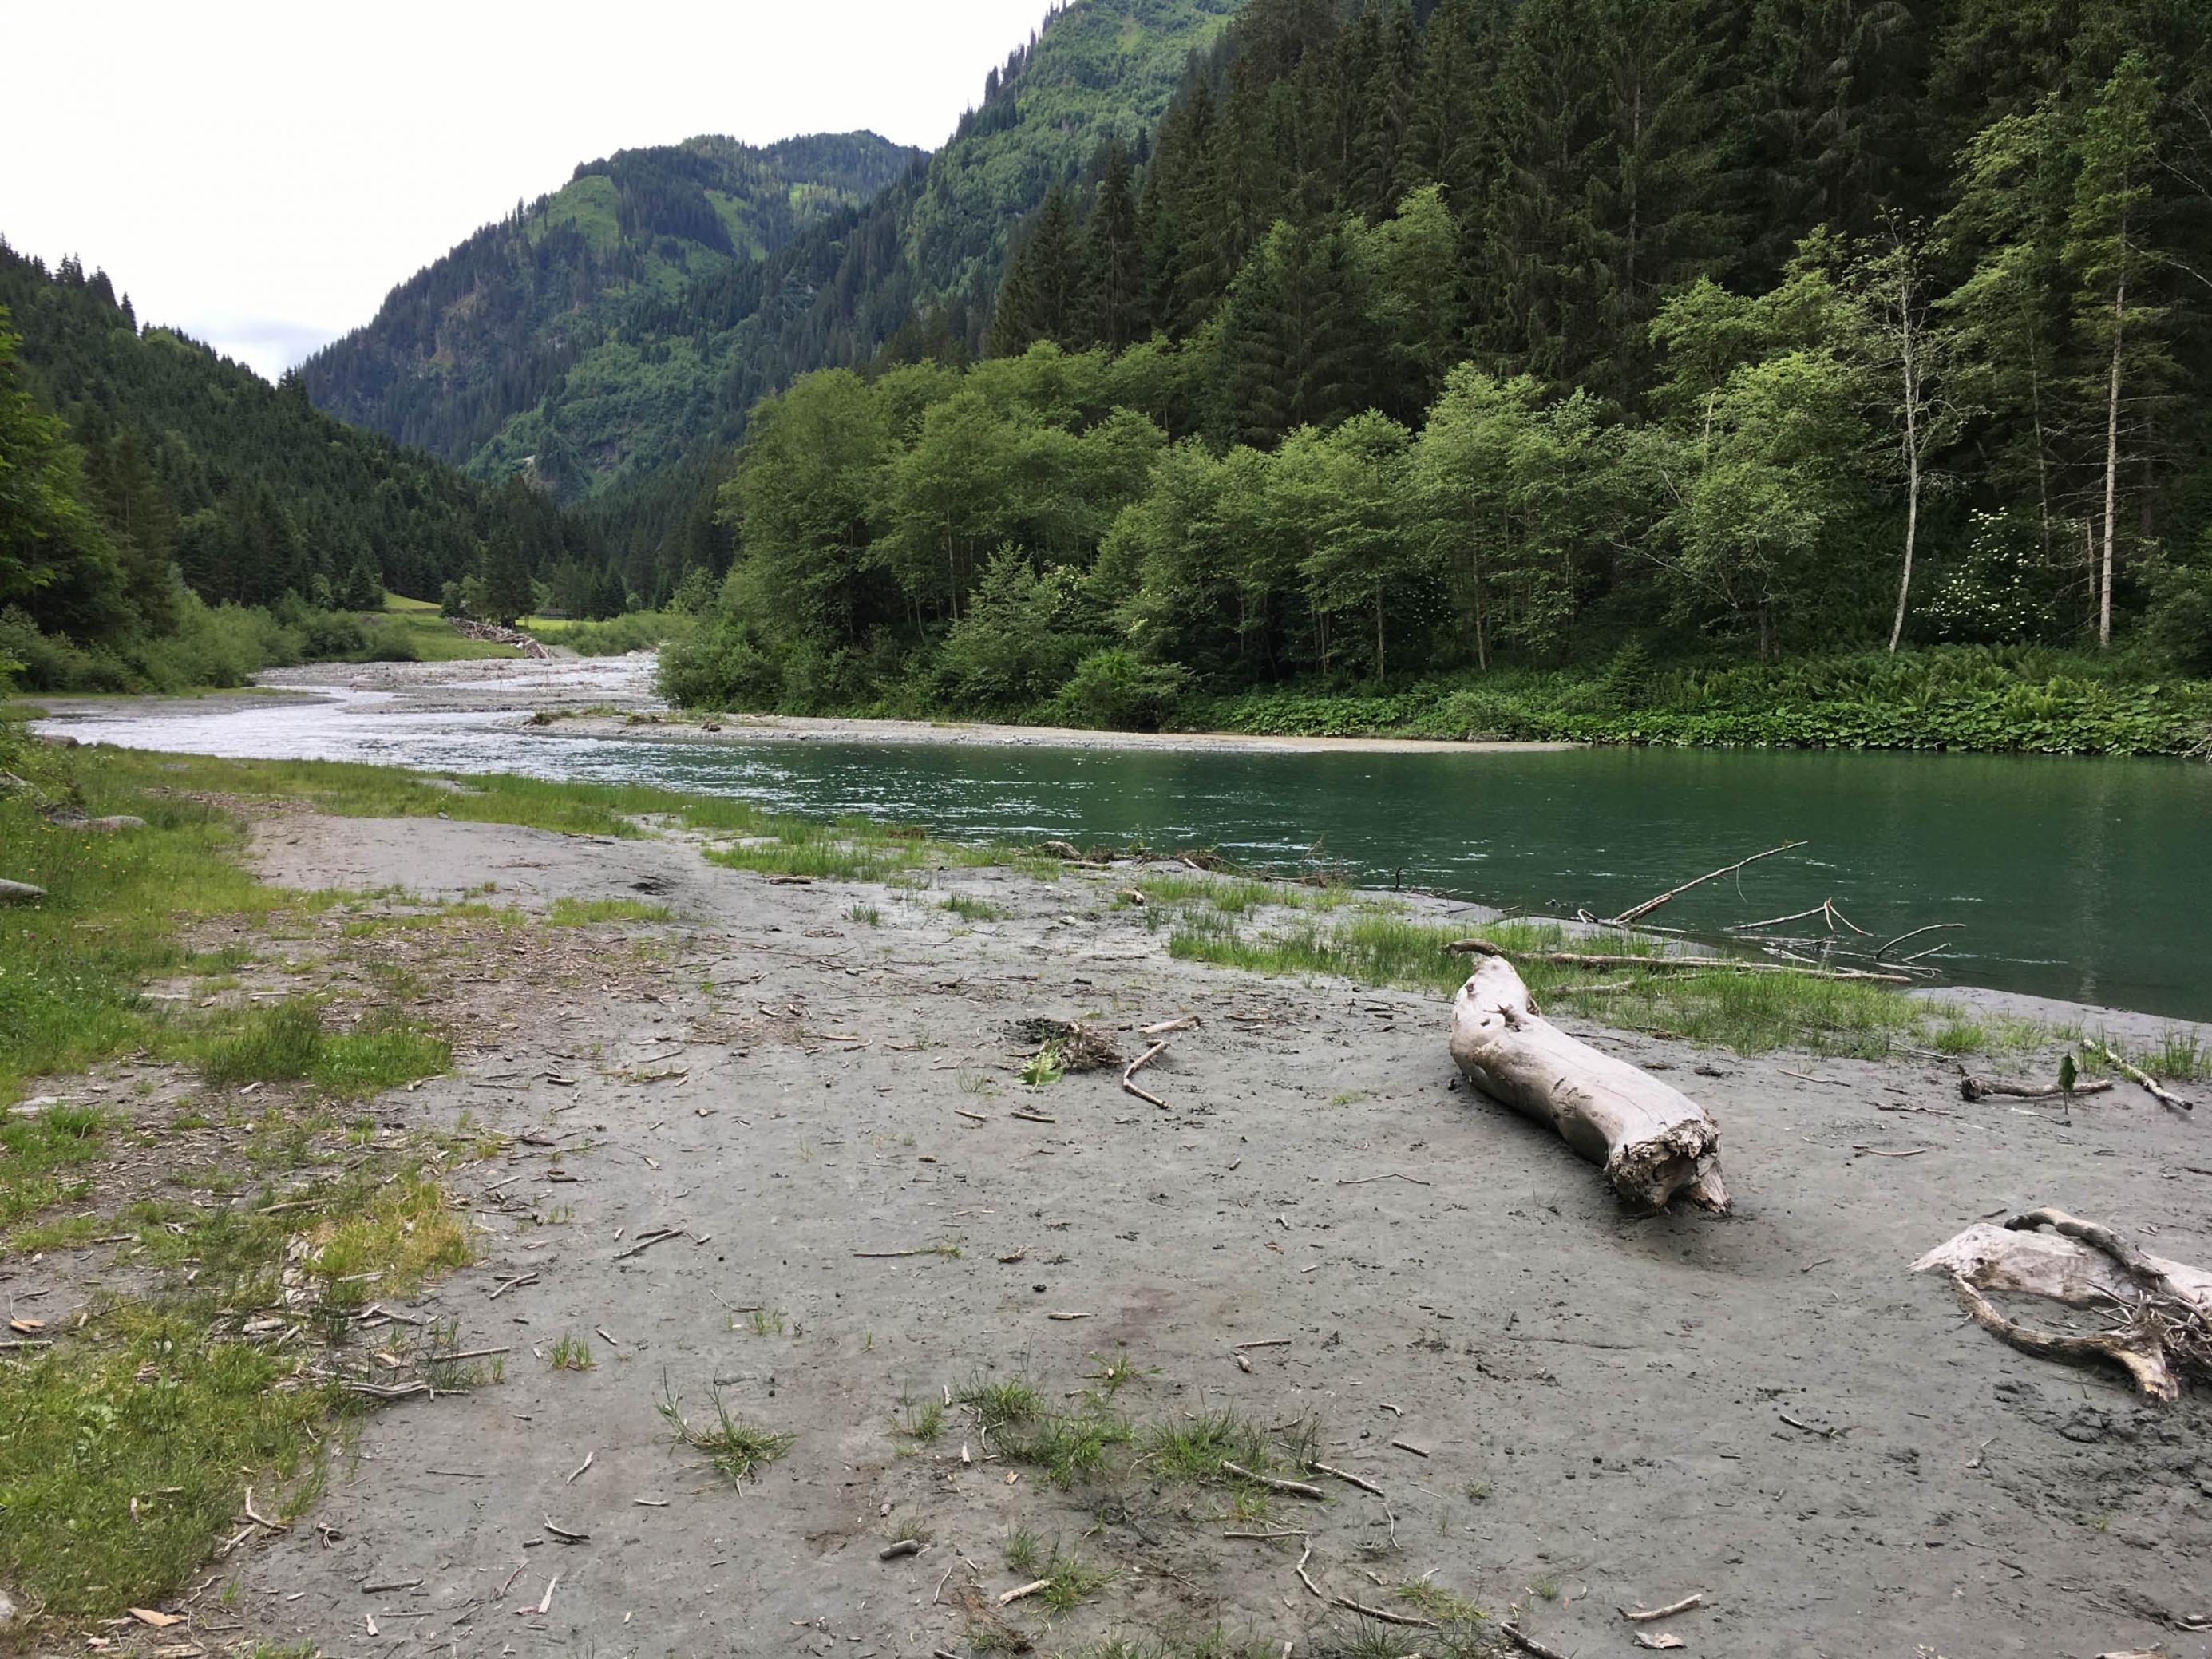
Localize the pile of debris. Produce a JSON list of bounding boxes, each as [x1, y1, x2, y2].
[[452, 619, 551, 658]]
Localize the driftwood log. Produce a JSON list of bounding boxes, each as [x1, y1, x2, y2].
[[1449, 949, 1729, 1214], [1914, 1209, 2212, 1401]]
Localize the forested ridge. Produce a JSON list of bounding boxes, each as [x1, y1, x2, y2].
[[662, 0, 2212, 750], [0, 244, 609, 689], [300, 132, 921, 489], [304, 2, 1237, 524]]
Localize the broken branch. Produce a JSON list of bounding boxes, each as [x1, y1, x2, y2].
[[1605, 840, 1806, 926], [1121, 1040, 1170, 1109], [1621, 1592, 1705, 1622], [2086, 1040, 2196, 1113], [1221, 1460, 1324, 1499]]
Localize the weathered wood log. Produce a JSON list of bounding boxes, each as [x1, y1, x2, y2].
[[1448, 950, 1729, 1214], [1913, 1210, 2212, 1401], [0, 878, 46, 905]]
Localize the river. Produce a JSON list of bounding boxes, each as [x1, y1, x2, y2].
[[31, 657, 2212, 1023]]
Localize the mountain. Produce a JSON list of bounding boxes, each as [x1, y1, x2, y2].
[[299, 131, 921, 489], [305, 2, 1241, 511], [2, 240, 580, 688]]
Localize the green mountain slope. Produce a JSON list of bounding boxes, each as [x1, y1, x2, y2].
[[299, 132, 921, 487], [1, 242, 545, 610], [1, 241, 597, 689], [313, 1, 1240, 509]]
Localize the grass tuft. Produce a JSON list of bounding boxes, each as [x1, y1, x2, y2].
[[656, 1384, 793, 1484], [547, 897, 674, 926], [548, 1332, 596, 1372]]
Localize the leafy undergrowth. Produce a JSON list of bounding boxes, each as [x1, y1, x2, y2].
[[1179, 648, 2212, 758]]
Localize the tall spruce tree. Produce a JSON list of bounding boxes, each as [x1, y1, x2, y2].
[[1082, 142, 1148, 351]]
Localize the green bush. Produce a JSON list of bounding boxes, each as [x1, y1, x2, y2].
[[659, 625, 783, 709], [1056, 647, 1188, 731]]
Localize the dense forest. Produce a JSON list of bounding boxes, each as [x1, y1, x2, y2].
[[661, 0, 2212, 746], [0, 244, 614, 690], [300, 132, 921, 489]]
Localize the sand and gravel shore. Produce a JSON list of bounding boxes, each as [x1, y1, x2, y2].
[[15, 661, 2212, 1657], [184, 805, 2212, 1657]]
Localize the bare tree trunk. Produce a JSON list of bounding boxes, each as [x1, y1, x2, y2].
[[2031, 358, 2053, 564], [1889, 268, 1921, 654], [1447, 952, 1730, 1214], [1374, 589, 1386, 689], [2099, 276, 2126, 650]]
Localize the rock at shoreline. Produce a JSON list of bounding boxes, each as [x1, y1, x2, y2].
[[41, 807, 147, 832]]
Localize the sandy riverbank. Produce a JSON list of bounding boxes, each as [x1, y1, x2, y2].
[[46, 801, 2190, 1659]]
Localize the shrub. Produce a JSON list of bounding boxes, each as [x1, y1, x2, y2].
[[1056, 647, 1188, 731], [659, 625, 783, 709]]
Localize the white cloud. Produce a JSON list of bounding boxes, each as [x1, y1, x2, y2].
[[2, 0, 1054, 378]]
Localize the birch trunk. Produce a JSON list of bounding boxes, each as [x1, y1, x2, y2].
[[2099, 276, 2125, 650]]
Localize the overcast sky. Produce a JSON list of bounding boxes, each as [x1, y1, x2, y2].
[[2, 1, 1056, 379]]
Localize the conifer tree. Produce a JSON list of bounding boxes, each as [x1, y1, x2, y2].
[[1082, 142, 1147, 350], [481, 528, 533, 626]]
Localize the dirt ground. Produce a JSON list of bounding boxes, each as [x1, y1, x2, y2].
[[57, 808, 2212, 1658]]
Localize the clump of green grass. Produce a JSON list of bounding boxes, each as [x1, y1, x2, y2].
[[2086, 1027, 2210, 1083], [657, 1384, 793, 1484], [0, 1304, 334, 1617], [196, 1000, 325, 1086], [548, 1333, 595, 1372], [957, 1373, 1044, 1431], [1082, 1345, 1149, 1400], [849, 901, 881, 926], [0, 1104, 108, 1230], [1005, 1525, 1045, 1574], [187, 1000, 449, 1097], [894, 1397, 946, 1443], [1042, 1550, 1118, 1613], [547, 897, 673, 926], [746, 1307, 788, 1336], [1145, 1407, 1279, 1483], [1005, 1406, 1134, 1488], [1394, 1578, 1487, 1623], [1166, 912, 2036, 1059], [942, 893, 1002, 922]]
